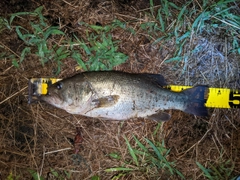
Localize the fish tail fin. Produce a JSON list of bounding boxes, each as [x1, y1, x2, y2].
[[183, 85, 209, 116]]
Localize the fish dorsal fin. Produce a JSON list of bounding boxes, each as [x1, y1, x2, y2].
[[91, 95, 120, 108], [143, 74, 167, 87], [147, 111, 171, 122]]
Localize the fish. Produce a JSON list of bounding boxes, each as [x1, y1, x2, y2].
[[41, 71, 208, 121]]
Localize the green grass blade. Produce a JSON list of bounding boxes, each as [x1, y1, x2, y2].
[[28, 170, 44, 180], [33, 6, 44, 14], [169, 2, 181, 10], [31, 23, 43, 34], [175, 39, 187, 56], [20, 47, 31, 63], [50, 168, 59, 177], [133, 136, 148, 152], [215, 0, 236, 5], [145, 138, 163, 161], [153, 122, 161, 136], [0, 17, 10, 30], [73, 34, 91, 55], [162, 0, 170, 17], [56, 52, 69, 61], [165, 56, 182, 63], [108, 153, 121, 160], [131, 148, 148, 156], [44, 27, 65, 39], [112, 19, 126, 29], [196, 162, 213, 180], [37, 43, 44, 59], [105, 167, 134, 172], [192, 11, 210, 32], [176, 169, 185, 179], [178, 31, 190, 42], [112, 173, 126, 180], [157, 9, 165, 32], [10, 12, 37, 24], [34, 6, 46, 27], [145, 138, 174, 174], [150, 0, 154, 16], [91, 175, 100, 180], [177, 5, 186, 22], [71, 52, 87, 71], [15, 26, 29, 42], [82, 42, 91, 55], [124, 136, 139, 166], [154, 36, 165, 45], [12, 59, 19, 68]]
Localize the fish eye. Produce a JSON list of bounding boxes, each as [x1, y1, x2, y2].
[[56, 82, 62, 90]]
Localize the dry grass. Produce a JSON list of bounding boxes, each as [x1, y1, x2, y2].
[[0, 0, 240, 179]]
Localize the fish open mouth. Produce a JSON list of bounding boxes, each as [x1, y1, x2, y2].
[[28, 78, 62, 104], [40, 92, 63, 106]]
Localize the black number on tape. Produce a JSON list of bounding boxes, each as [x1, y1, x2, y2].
[[229, 90, 240, 108], [42, 79, 49, 83]]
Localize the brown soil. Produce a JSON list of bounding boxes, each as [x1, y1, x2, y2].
[[0, 0, 240, 179]]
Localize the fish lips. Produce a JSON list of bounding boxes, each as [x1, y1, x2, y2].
[[40, 92, 64, 106]]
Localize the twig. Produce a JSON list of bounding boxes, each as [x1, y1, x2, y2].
[[44, 147, 71, 155], [136, 5, 162, 12], [178, 127, 212, 158], [211, 16, 240, 30], [61, 0, 77, 7], [0, 86, 28, 104], [0, 41, 20, 58], [40, 146, 46, 177]]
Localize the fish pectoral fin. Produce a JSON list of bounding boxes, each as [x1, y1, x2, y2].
[[91, 95, 120, 108], [147, 111, 171, 122]]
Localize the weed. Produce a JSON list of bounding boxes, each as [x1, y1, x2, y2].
[[196, 159, 236, 180], [91, 175, 101, 180], [72, 31, 128, 71], [72, 20, 128, 71], [4, 1, 238, 73], [28, 170, 44, 180], [29, 168, 71, 180], [190, 0, 240, 44], [6, 7, 128, 73], [6, 172, 20, 180], [0, 17, 10, 32], [106, 135, 185, 179], [141, 0, 240, 63], [9, 6, 66, 72]]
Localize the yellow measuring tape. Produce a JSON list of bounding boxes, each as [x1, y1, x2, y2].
[[28, 78, 240, 108], [167, 85, 240, 108]]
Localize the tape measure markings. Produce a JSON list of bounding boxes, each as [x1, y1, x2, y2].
[[167, 85, 240, 108]]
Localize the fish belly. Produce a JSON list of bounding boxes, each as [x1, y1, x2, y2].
[[83, 94, 168, 120]]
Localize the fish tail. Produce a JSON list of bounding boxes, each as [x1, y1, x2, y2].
[[183, 85, 209, 116]]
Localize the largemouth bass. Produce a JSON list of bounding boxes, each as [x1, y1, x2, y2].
[[41, 71, 208, 121]]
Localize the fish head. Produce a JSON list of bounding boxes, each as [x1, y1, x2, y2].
[[41, 81, 72, 109], [41, 76, 94, 114]]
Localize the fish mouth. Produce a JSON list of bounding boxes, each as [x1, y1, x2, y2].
[[40, 92, 63, 106]]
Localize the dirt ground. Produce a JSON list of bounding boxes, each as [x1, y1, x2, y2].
[[0, 0, 240, 179]]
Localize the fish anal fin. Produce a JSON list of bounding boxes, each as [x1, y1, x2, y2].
[[147, 111, 171, 122]]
